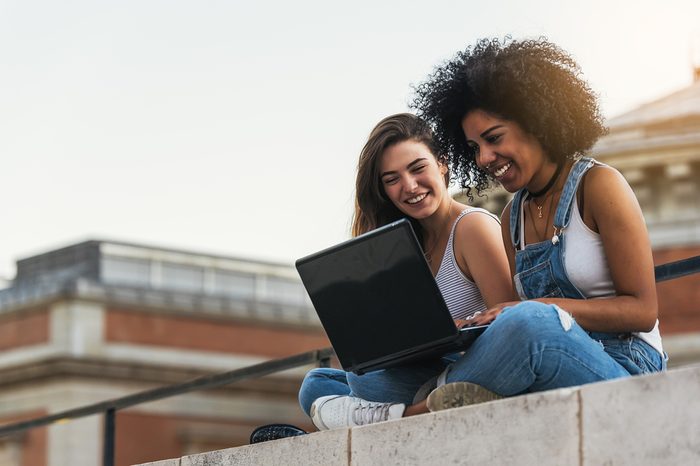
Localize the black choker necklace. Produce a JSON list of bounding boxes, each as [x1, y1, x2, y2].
[[527, 163, 563, 198]]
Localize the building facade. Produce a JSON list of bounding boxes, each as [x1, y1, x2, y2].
[[0, 240, 328, 466]]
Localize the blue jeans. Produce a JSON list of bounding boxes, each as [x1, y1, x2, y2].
[[298, 302, 664, 415], [299, 356, 452, 416]]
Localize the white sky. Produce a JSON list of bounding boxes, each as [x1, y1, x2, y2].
[[1, 0, 699, 279]]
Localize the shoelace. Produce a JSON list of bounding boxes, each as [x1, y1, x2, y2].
[[351, 400, 393, 425]]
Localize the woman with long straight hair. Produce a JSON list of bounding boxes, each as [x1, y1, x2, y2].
[[298, 113, 514, 429]]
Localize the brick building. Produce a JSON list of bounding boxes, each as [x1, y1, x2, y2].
[[0, 240, 328, 466]]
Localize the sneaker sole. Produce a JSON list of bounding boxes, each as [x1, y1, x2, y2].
[[309, 397, 331, 431], [426, 382, 503, 412]]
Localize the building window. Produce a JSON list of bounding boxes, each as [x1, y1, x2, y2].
[[0, 438, 22, 465], [212, 270, 255, 300], [262, 277, 307, 306], [633, 185, 657, 223], [671, 180, 699, 218], [101, 257, 151, 287], [665, 162, 691, 179], [161, 263, 204, 293]]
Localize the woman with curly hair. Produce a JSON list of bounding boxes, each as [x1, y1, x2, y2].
[[412, 37, 665, 410], [298, 113, 515, 430]]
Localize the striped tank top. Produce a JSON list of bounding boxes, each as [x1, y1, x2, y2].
[[435, 208, 498, 320]]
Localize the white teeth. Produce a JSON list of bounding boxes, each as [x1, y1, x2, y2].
[[406, 193, 427, 204], [494, 162, 512, 178]]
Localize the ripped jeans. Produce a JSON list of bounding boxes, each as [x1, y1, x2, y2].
[[442, 302, 664, 395], [299, 301, 665, 414]]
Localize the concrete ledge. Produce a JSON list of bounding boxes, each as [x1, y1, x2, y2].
[[136, 460, 180, 466], [179, 427, 348, 466], [351, 388, 579, 465], [580, 366, 700, 465], [134, 365, 700, 466]]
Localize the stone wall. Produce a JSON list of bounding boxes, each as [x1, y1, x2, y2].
[[136, 365, 700, 466]]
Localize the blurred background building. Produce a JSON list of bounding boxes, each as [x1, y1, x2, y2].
[[0, 240, 328, 466]]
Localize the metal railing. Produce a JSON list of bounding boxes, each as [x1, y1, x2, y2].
[[654, 255, 700, 282], [0, 347, 334, 466], [0, 255, 699, 466]]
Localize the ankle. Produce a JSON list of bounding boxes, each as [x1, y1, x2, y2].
[[403, 400, 429, 417]]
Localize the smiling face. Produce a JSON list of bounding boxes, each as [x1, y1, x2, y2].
[[379, 140, 450, 220], [461, 109, 557, 193]]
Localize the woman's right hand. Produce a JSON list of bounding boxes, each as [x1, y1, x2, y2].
[[460, 301, 521, 327], [454, 319, 472, 329], [455, 311, 492, 328]]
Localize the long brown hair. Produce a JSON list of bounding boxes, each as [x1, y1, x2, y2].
[[351, 113, 449, 239]]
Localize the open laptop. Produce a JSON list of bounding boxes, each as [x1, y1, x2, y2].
[[295, 218, 488, 375]]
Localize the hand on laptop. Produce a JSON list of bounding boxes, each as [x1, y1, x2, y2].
[[462, 301, 521, 327], [455, 318, 473, 329]]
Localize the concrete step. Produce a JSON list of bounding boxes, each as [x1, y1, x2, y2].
[[135, 364, 700, 466]]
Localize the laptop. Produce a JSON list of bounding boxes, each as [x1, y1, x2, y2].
[[295, 218, 488, 375]]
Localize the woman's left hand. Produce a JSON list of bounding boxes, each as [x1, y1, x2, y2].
[[463, 301, 521, 327]]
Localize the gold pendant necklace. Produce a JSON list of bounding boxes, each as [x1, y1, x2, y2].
[[527, 189, 561, 242], [532, 189, 555, 219]]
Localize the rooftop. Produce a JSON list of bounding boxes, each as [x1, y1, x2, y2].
[[0, 239, 318, 326], [606, 78, 700, 131]]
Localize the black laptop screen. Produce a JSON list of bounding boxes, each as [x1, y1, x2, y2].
[[296, 220, 457, 371]]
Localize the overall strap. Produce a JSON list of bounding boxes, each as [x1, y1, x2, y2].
[[509, 188, 528, 249], [553, 157, 595, 231]]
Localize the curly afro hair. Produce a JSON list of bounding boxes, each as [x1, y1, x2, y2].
[[411, 37, 607, 197]]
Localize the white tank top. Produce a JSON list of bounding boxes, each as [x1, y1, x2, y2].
[[435, 208, 498, 320], [542, 196, 664, 355], [563, 196, 616, 298]]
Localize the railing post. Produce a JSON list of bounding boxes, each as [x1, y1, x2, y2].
[[319, 356, 331, 368], [103, 408, 115, 466]]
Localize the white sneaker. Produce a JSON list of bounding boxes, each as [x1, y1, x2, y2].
[[310, 395, 405, 430]]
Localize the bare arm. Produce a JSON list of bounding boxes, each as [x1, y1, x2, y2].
[[500, 199, 517, 280], [453, 210, 517, 308]]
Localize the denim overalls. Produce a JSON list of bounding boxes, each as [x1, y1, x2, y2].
[[509, 157, 664, 375]]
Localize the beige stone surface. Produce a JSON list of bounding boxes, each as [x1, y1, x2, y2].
[[133, 460, 180, 466], [179, 428, 349, 466], [350, 388, 581, 466], [580, 365, 700, 465], [135, 367, 700, 466]]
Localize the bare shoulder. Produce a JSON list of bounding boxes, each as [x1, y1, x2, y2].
[[584, 165, 629, 194], [454, 208, 501, 239], [452, 208, 503, 262], [584, 164, 638, 209]]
